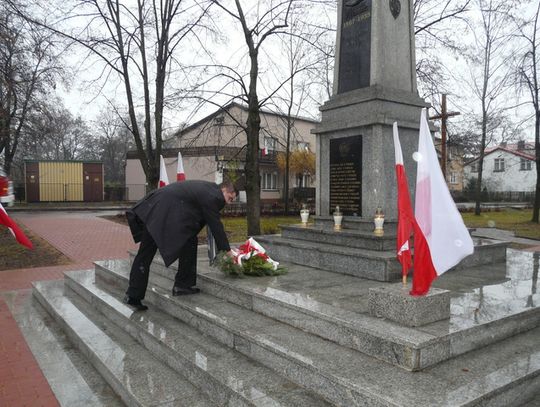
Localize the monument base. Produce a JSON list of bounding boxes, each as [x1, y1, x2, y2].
[[314, 86, 430, 220], [369, 284, 450, 327]]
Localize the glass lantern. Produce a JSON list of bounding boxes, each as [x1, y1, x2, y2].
[[300, 204, 310, 226], [333, 205, 343, 231], [373, 206, 385, 236]]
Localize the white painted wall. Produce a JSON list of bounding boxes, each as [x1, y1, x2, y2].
[[464, 150, 536, 192], [125, 155, 217, 201]]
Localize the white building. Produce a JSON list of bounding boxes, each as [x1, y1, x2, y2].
[[464, 141, 536, 193]]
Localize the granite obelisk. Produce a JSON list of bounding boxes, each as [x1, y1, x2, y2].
[[315, 0, 428, 221]]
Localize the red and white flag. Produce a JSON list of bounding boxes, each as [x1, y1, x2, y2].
[[0, 203, 32, 249], [411, 108, 474, 295], [176, 152, 186, 181], [261, 147, 268, 156], [392, 122, 414, 278], [231, 237, 279, 270], [159, 155, 169, 188]]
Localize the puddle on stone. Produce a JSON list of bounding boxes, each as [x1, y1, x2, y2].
[[448, 249, 539, 330]]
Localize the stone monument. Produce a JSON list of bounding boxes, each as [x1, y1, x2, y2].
[[315, 0, 428, 220], [256, 0, 501, 283]]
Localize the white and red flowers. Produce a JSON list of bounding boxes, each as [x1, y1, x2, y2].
[[231, 237, 279, 270], [217, 238, 285, 277]]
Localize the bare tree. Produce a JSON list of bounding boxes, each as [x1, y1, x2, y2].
[[462, 0, 518, 215], [9, 0, 213, 189], [262, 10, 331, 215], [514, 2, 540, 222], [95, 110, 134, 185], [19, 99, 99, 160], [0, 0, 62, 174], [414, 0, 471, 101], [206, 0, 299, 236]]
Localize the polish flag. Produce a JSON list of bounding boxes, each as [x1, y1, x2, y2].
[[411, 109, 474, 295], [0, 203, 33, 249], [261, 147, 268, 156], [176, 152, 186, 181], [392, 122, 414, 279], [159, 155, 169, 188]]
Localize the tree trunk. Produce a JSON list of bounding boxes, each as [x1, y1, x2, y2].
[[533, 110, 540, 222], [284, 113, 292, 215], [474, 112, 488, 216], [245, 50, 261, 236]]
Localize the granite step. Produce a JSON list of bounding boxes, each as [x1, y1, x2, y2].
[[4, 289, 124, 406], [280, 224, 396, 251], [64, 268, 332, 407], [124, 254, 540, 372], [313, 215, 397, 234], [32, 279, 215, 407], [256, 233, 507, 279], [454, 237, 507, 269], [94, 260, 540, 407], [255, 235, 402, 281], [278, 225, 508, 269]]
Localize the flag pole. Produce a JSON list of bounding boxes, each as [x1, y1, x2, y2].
[[402, 274, 407, 287]]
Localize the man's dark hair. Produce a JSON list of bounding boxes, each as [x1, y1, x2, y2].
[[219, 181, 239, 196]]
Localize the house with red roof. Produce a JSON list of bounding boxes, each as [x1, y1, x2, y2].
[[463, 141, 537, 194]]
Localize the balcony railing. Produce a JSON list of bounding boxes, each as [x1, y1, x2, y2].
[[258, 150, 278, 163]]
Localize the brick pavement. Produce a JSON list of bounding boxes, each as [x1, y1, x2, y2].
[[0, 211, 137, 406]]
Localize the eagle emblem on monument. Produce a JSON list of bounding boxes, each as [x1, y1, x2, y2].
[[389, 0, 401, 19]]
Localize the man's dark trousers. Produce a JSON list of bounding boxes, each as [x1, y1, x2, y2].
[[126, 226, 198, 300]]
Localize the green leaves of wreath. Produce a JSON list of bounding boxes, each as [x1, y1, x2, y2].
[[215, 251, 287, 277]]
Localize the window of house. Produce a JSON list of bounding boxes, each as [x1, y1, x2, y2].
[[520, 158, 532, 171], [297, 142, 309, 151], [261, 172, 278, 190], [449, 171, 458, 184], [471, 162, 479, 173], [494, 158, 505, 172], [296, 173, 311, 187], [264, 137, 276, 152]]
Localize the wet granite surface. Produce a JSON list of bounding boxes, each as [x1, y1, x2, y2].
[[93, 259, 540, 406], [124, 245, 540, 372], [2, 289, 124, 407], [15, 245, 539, 406]]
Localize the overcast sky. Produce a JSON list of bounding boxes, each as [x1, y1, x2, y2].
[[50, 0, 537, 142]]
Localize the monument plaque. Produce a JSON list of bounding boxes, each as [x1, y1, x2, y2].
[[329, 136, 362, 216], [338, 0, 372, 93]]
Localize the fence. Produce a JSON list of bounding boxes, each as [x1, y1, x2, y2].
[[453, 190, 535, 203], [15, 183, 147, 202], [291, 187, 315, 203], [16, 183, 313, 206], [222, 201, 313, 217]]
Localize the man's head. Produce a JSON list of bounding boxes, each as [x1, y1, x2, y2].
[[219, 181, 238, 204]]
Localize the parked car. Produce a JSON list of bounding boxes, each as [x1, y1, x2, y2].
[[0, 168, 15, 206]]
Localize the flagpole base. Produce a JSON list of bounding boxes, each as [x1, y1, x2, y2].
[[368, 284, 450, 327]]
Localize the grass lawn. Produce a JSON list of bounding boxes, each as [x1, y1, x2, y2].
[[215, 216, 301, 243], [101, 214, 303, 244], [461, 208, 540, 240], [220, 210, 540, 242]]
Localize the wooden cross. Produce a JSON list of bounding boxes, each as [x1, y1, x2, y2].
[[429, 94, 460, 178]]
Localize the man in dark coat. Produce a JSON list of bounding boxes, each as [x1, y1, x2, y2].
[[124, 180, 237, 310]]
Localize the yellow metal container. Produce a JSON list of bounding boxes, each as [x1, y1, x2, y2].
[[39, 161, 83, 201]]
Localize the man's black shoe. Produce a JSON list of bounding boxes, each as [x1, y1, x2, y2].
[[172, 286, 201, 296], [123, 295, 148, 311]]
